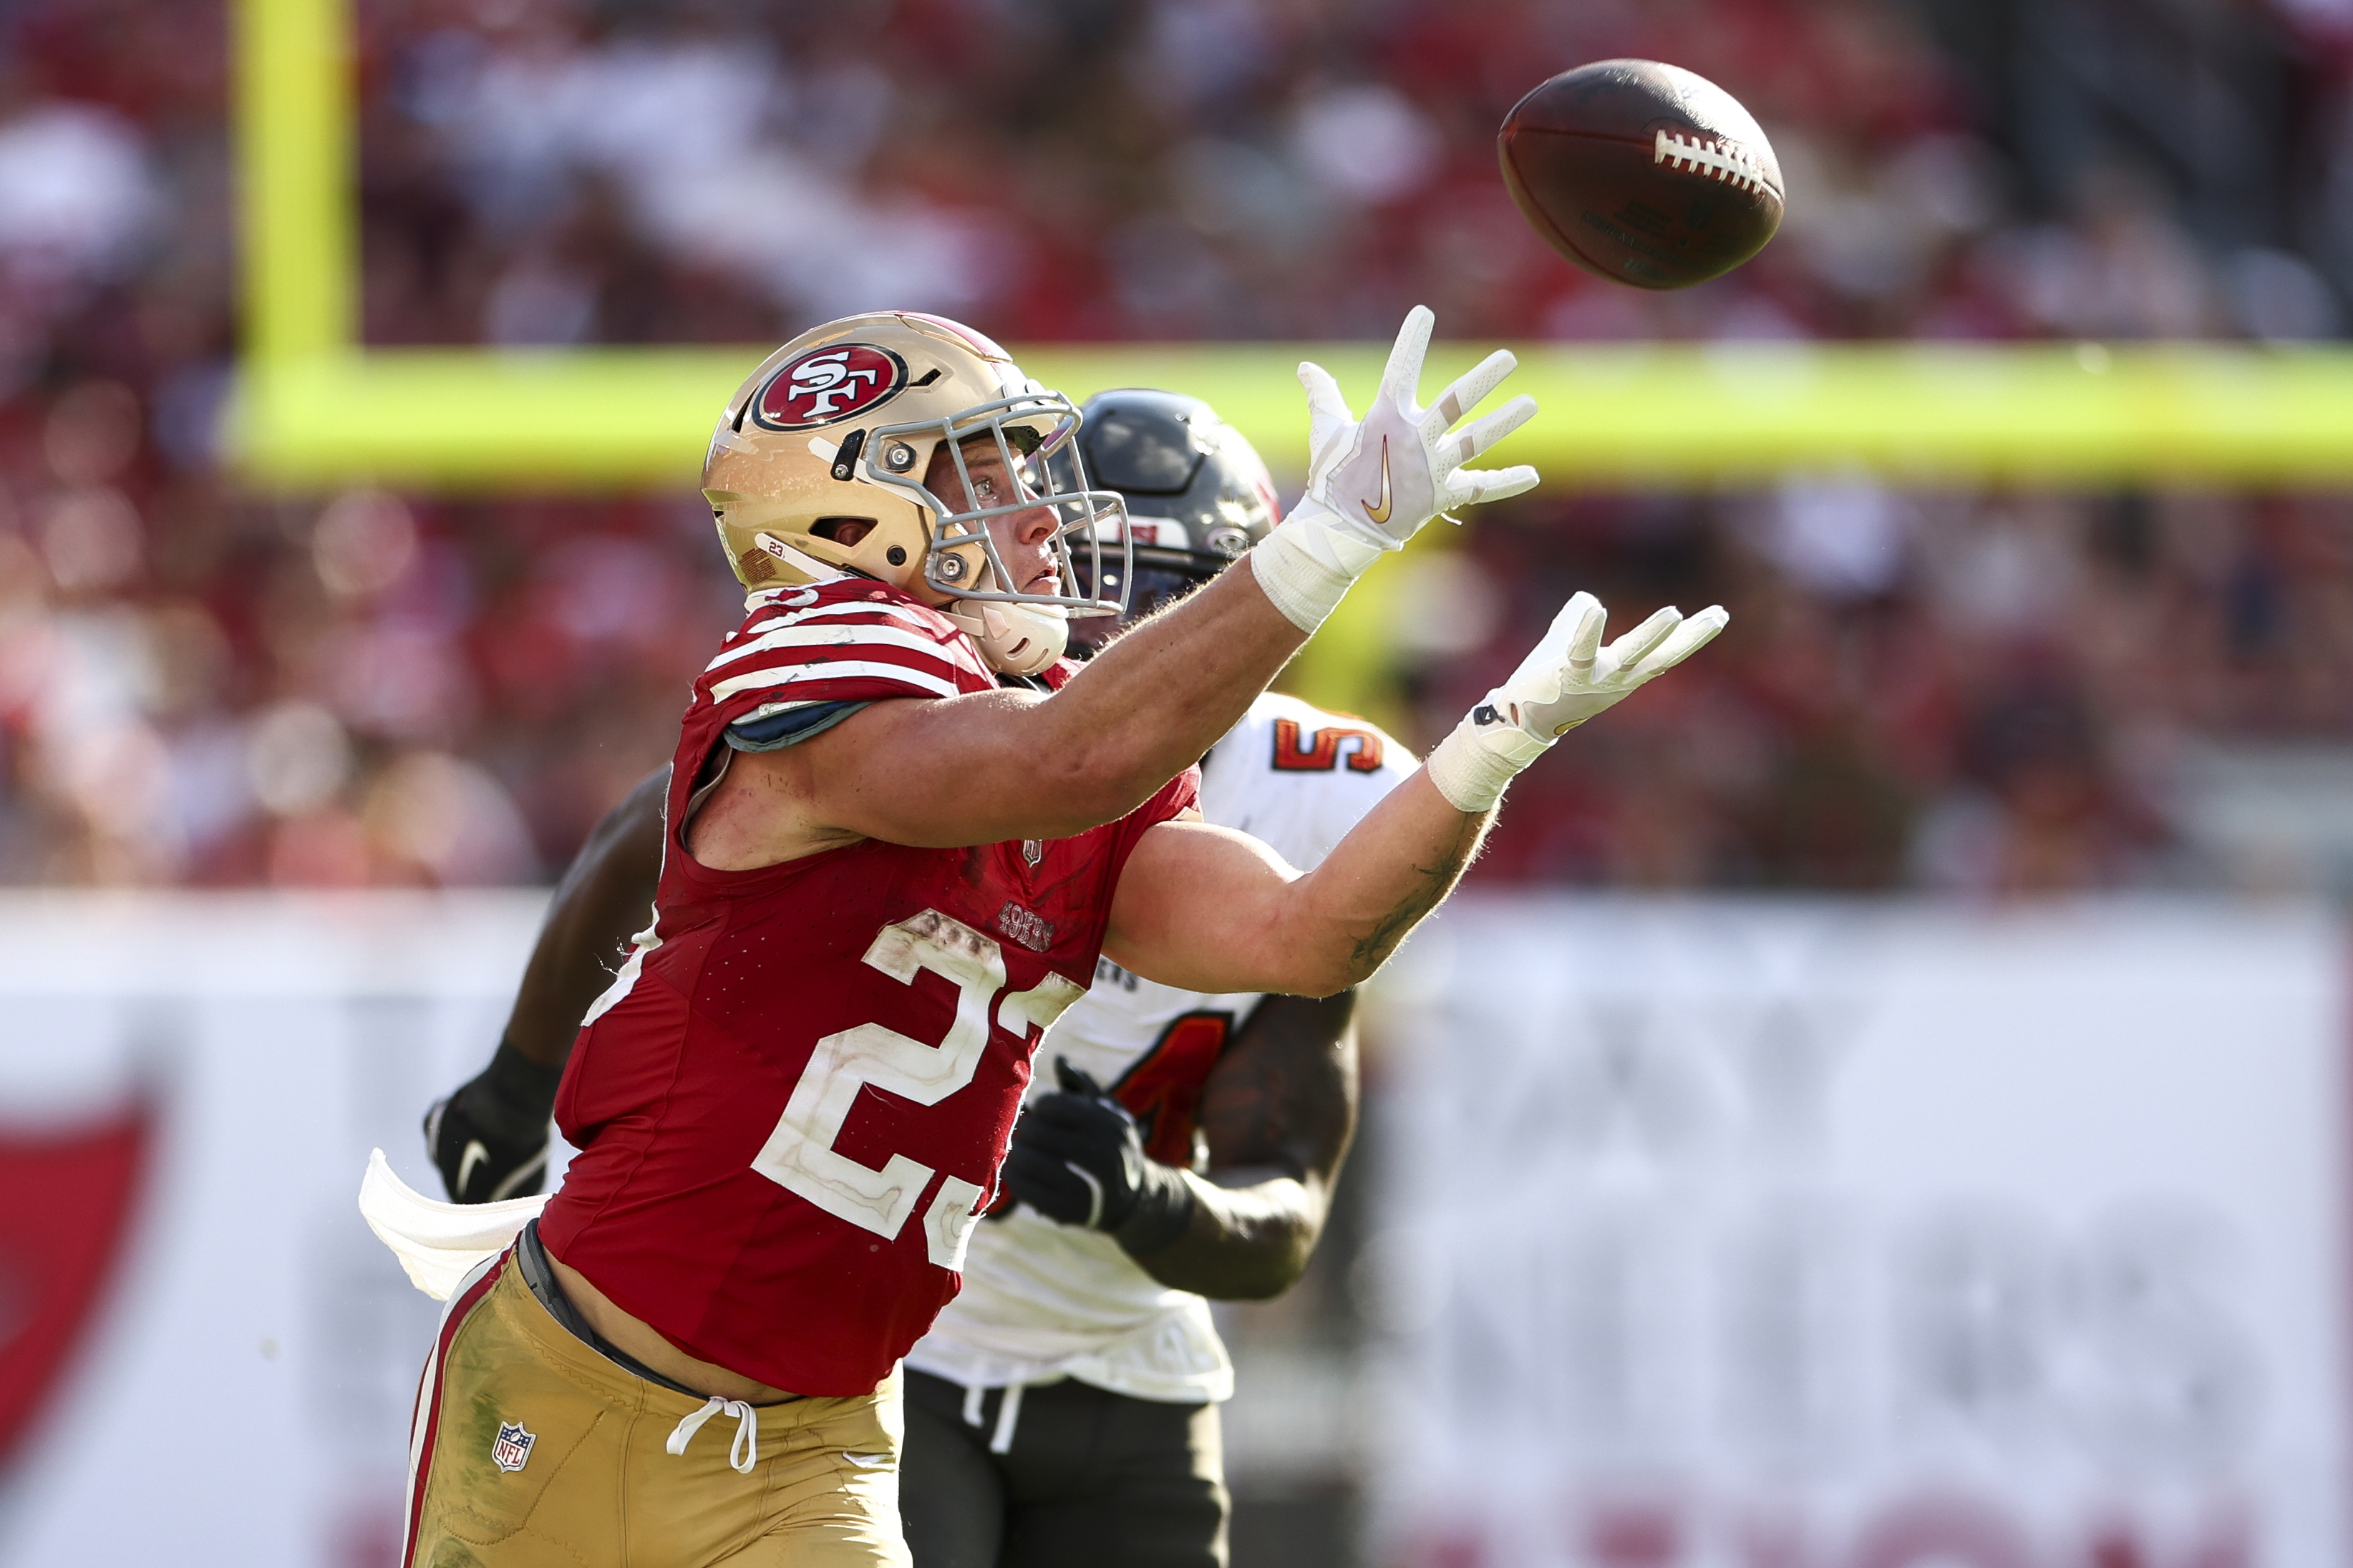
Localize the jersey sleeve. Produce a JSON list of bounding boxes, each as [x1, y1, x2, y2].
[[692, 580, 996, 741]]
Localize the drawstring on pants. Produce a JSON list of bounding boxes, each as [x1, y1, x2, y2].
[[989, 1383, 1024, 1453], [667, 1396, 758, 1474], [959, 1380, 1027, 1455]]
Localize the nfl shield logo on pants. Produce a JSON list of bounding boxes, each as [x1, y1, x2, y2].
[[492, 1421, 536, 1473]]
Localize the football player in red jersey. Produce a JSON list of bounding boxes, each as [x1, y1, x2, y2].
[[426, 389, 1397, 1568], [394, 308, 1727, 1568]]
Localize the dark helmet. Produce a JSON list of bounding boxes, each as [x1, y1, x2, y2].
[[1059, 389, 1281, 650]]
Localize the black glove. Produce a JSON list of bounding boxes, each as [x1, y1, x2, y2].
[[423, 1037, 563, 1204], [1001, 1058, 1196, 1255]]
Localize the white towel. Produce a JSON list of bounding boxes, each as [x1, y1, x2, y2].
[[358, 1147, 546, 1300]]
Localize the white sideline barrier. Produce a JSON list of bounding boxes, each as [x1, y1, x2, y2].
[[1367, 897, 2352, 1568], [0, 894, 2344, 1567], [0, 892, 550, 1568]]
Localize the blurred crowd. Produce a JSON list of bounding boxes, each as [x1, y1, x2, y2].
[[1420, 484, 2353, 893], [4, 0, 2353, 891], [343, 0, 2353, 346]]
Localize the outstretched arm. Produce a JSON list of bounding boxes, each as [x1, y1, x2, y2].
[[1105, 592, 1729, 998], [782, 563, 1309, 847], [422, 767, 666, 1202], [1105, 776, 1490, 997]]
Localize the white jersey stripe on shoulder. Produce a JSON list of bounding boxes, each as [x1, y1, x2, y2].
[[707, 639, 971, 694], [708, 658, 966, 703], [705, 622, 964, 674], [737, 600, 942, 640]]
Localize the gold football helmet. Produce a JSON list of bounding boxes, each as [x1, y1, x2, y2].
[[702, 312, 1130, 674]]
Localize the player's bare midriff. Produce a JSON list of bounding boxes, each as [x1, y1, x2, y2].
[[545, 1249, 810, 1403]]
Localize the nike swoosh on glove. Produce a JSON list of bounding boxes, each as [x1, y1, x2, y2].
[[423, 1038, 562, 1204], [999, 1058, 1196, 1255], [1251, 304, 1540, 633], [1424, 591, 1730, 814]]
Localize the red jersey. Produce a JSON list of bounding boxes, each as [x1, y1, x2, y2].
[[538, 578, 1197, 1396]]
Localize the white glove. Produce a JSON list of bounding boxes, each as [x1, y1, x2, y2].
[[1424, 592, 1730, 813], [1251, 305, 1540, 632]]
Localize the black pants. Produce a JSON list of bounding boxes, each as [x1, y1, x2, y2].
[[901, 1368, 1229, 1568]]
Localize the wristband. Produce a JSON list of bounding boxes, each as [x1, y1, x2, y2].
[[1424, 730, 1514, 814], [1424, 714, 1550, 814], [1246, 498, 1390, 633]]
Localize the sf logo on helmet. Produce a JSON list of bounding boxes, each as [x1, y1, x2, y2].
[[754, 344, 909, 429]]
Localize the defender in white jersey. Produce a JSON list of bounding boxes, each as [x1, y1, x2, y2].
[[910, 688, 1409, 1408], [895, 687, 1408, 1566]]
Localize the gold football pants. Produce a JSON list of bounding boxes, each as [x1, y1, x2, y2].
[[404, 1253, 911, 1567]]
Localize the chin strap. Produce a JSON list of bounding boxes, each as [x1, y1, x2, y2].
[[942, 562, 1072, 675], [945, 600, 1068, 676]]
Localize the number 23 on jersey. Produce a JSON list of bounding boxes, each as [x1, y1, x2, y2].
[[749, 910, 1083, 1271]]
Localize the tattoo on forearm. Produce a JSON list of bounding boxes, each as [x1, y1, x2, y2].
[[1349, 812, 1490, 978]]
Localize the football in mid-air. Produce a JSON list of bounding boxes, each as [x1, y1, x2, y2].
[[1498, 59, 1783, 291]]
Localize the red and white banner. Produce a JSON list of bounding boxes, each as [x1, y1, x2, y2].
[[1368, 897, 2352, 1568], [0, 892, 546, 1568]]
